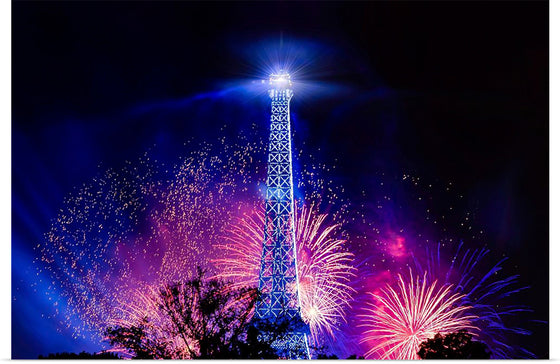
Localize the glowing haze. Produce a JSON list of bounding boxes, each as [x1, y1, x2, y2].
[[32, 51, 535, 357]]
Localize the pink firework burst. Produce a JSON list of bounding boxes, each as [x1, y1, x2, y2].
[[359, 271, 477, 360], [212, 202, 356, 345], [107, 284, 195, 359], [107, 279, 258, 359]]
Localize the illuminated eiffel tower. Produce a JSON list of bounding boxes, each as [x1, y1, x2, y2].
[[254, 72, 310, 359]]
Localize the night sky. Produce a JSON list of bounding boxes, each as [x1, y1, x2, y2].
[[12, 1, 548, 359]]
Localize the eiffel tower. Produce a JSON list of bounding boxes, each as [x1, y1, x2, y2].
[[254, 72, 310, 359]]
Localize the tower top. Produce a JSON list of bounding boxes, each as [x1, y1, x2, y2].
[[269, 72, 292, 90]]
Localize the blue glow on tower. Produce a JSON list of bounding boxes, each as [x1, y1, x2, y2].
[[255, 72, 310, 359]]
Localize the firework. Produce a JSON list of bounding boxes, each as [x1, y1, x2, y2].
[[359, 270, 477, 360], [107, 284, 194, 359], [35, 137, 265, 339], [412, 242, 534, 358], [34, 129, 349, 347], [107, 277, 258, 359], [212, 202, 356, 345], [348, 172, 537, 359]]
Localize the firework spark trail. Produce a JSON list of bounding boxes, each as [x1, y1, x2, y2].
[[35, 137, 265, 339], [412, 242, 534, 358], [212, 202, 356, 345], [34, 130, 349, 347], [345, 173, 537, 359], [35, 160, 159, 337], [358, 270, 477, 360]]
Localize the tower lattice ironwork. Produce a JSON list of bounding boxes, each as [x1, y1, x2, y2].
[[255, 72, 310, 359]]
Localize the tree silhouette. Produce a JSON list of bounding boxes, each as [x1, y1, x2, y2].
[[417, 330, 491, 359], [105, 318, 168, 359], [105, 268, 287, 359]]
